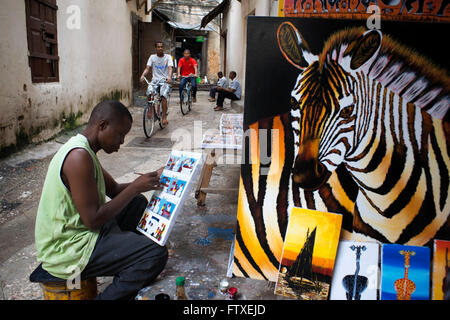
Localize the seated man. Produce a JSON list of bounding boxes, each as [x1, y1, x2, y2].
[[35, 100, 167, 300], [177, 49, 198, 103], [208, 71, 228, 102], [214, 71, 241, 111]]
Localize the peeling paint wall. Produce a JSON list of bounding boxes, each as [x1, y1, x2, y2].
[[206, 31, 221, 82], [0, 0, 149, 156]]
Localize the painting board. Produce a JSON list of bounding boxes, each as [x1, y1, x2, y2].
[[432, 239, 450, 300], [274, 207, 342, 300], [329, 241, 380, 300], [136, 150, 204, 246], [381, 244, 430, 300], [231, 16, 449, 282]]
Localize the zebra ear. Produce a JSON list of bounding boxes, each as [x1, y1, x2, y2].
[[277, 21, 312, 70], [345, 29, 382, 70]]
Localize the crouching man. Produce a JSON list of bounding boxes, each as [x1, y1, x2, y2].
[[35, 100, 168, 300]]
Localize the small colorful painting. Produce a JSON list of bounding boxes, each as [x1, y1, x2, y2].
[[165, 155, 180, 171], [168, 178, 187, 198], [160, 175, 173, 193], [146, 215, 161, 236], [274, 207, 342, 300], [154, 222, 167, 241], [157, 199, 175, 220], [147, 195, 162, 213], [177, 157, 196, 175], [330, 241, 380, 300], [138, 211, 150, 231], [381, 244, 430, 300], [432, 240, 450, 300]]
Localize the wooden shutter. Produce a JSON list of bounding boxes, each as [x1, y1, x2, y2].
[[25, 0, 59, 83]]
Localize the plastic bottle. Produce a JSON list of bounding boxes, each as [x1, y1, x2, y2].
[[176, 276, 188, 300]]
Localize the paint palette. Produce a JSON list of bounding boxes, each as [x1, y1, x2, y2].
[[136, 150, 204, 246]]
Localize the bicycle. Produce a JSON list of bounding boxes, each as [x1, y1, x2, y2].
[[142, 77, 168, 138], [180, 76, 195, 116]]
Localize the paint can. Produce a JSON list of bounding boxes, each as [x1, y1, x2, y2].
[[219, 279, 229, 294], [227, 287, 238, 300]]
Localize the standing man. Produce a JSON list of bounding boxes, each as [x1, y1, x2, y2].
[[35, 100, 168, 300], [177, 49, 198, 103], [214, 71, 241, 111], [140, 41, 173, 126], [208, 71, 228, 102]]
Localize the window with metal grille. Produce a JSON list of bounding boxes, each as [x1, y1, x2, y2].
[[25, 0, 59, 83]]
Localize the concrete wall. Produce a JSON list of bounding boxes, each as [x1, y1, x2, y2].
[[206, 31, 221, 82], [0, 0, 150, 155], [221, 0, 278, 94]]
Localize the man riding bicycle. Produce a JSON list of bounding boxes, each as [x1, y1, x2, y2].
[[140, 41, 173, 126], [177, 49, 198, 103]]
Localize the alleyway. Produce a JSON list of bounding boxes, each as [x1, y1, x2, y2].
[[0, 91, 283, 300]]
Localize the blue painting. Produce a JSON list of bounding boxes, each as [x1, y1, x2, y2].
[[381, 244, 430, 300]]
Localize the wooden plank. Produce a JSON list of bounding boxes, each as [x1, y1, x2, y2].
[[198, 188, 238, 195], [195, 149, 216, 207]]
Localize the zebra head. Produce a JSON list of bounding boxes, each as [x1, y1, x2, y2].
[[277, 22, 382, 190]]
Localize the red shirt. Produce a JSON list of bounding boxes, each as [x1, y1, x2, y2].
[[178, 57, 197, 77]]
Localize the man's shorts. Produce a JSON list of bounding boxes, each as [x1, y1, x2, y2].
[[147, 79, 171, 100]]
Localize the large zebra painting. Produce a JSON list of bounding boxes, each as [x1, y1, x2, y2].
[[232, 17, 449, 281]]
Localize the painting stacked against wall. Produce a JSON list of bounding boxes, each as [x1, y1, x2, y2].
[[231, 14, 449, 284], [381, 244, 430, 300], [274, 208, 342, 299], [281, 0, 450, 22], [432, 240, 450, 300], [330, 241, 380, 300]]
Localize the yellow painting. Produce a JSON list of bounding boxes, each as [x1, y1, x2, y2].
[[274, 207, 342, 300], [432, 240, 450, 300]]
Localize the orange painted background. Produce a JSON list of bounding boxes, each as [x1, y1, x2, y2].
[[282, 0, 450, 22]]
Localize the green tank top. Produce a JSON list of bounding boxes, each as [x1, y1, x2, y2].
[[35, 134, 105, 279]]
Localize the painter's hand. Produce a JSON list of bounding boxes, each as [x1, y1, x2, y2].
[[155, 166, 164, 179], [132, 171, 162, 193]]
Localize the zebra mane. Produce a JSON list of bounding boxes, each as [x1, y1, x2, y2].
[[319, 27, 450, 120]]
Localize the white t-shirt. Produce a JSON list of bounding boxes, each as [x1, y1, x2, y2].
[[147, 54, 173, 81]]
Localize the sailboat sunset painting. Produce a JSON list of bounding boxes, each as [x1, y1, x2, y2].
[[274, 208, 342, 300], [381, 244, 430, 300]]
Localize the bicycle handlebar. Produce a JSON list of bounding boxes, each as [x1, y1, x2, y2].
[[142, 76, 169, 85]]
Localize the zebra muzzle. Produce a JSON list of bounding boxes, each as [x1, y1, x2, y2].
[[292, 140, 330, 190]]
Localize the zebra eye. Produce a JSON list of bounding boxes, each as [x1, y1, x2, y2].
[[339, 105, 354, 118], [290, 97, 298, 107]]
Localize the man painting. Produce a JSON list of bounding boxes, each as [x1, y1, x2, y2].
[[35, 100, 167, 300]]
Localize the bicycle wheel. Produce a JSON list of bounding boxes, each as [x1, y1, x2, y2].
[[180, 89, 189, 115], [143, 103, 156, 138]]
